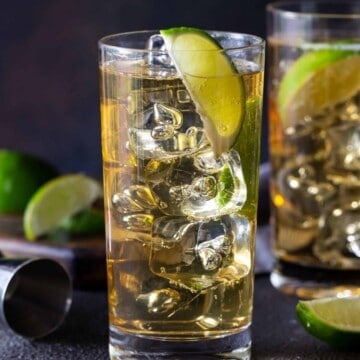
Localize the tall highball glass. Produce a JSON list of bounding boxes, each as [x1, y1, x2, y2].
[[99, 29, 264, 359], [267, 1, 360, 298]]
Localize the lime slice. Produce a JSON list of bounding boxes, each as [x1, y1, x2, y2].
[[279, 48, 360, 123], [160, 27, 245, 156], [217, 164, 235, 206], [296, 296, 360, 348], [0, 149, 58, 213], [23, 174, 103, 240]]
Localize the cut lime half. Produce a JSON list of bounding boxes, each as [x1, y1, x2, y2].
[[23, 174, 103, 240], [278, 48, 360, 124], [296, 296, 360, 349], [160, 27, 245, 156]]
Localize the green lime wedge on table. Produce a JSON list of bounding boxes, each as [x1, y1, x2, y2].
[[160, 27, 245, 156], [296, 296, 360, 349], [23, 174, 103, 240], [0, 149, 58, 213], [279, 47, 360, 123]]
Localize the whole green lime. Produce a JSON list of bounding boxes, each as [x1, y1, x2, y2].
[[0, 149, 58, 213]]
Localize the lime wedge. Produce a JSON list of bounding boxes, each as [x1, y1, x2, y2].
[[296, 296, 360, 348], [160, 27, 245, 156], [0, 149, 58, 213], [23, 174, 103, 240], [279, 48, 360, 123]]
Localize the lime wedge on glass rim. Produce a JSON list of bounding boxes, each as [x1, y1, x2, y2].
[[160, 27, 245, 156], [278, 46, 360, 123], [296, 296, 360, 349], [23, 174, 103, 240]]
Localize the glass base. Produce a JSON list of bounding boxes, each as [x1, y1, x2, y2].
[[271, 260, 360, 299], [109, 326, 251, 359]]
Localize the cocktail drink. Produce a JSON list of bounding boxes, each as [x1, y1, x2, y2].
[[99, 29, 264, 358], [267, 1, 360, 297]]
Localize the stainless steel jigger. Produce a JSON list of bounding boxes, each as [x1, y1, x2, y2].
[[0, 257, 72, 339]]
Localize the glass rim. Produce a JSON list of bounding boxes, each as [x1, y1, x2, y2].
[[267, 0, 360, 19], [98, 29, 265, 53]]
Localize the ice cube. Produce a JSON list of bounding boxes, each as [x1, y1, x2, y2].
[[182, 149, 247, 219], [146, 34, 174, 70], [109, 171, 156, 243], [152, 215, 197, 253], [197, 247, 223, 271], [149, 215, 249, 292], [150, 103, 182, 140], [195, 217, 235, 272], [338, 95, 360, 122], [136, 288, 181, 314], [196, 219, 234, 259], [145, 149, 247, 218], [112, 184, 157, 213], [154, 103, 183, 129], [151, 216, 197, 263], [327, 123, 360, 172], [128, 95, 206, 160], [127, 87, 174, 128], [314, 192, 360, 264], [126, 66, 205, 160], [284, 122, 331, 161], [277, 160, 336, 220], [145, 156, 195, 215]]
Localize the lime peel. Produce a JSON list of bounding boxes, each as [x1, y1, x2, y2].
[[296, 296, 360, 349], [24, 174, 103, 240], [160, 27, 245, 156]]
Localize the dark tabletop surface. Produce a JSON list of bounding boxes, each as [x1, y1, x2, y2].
[[0, 273, 359, 360]]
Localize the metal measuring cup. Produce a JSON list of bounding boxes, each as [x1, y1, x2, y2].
[[0, 257, 72, 339]]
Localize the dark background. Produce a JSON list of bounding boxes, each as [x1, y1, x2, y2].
[[0, 0, 272, 178]]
